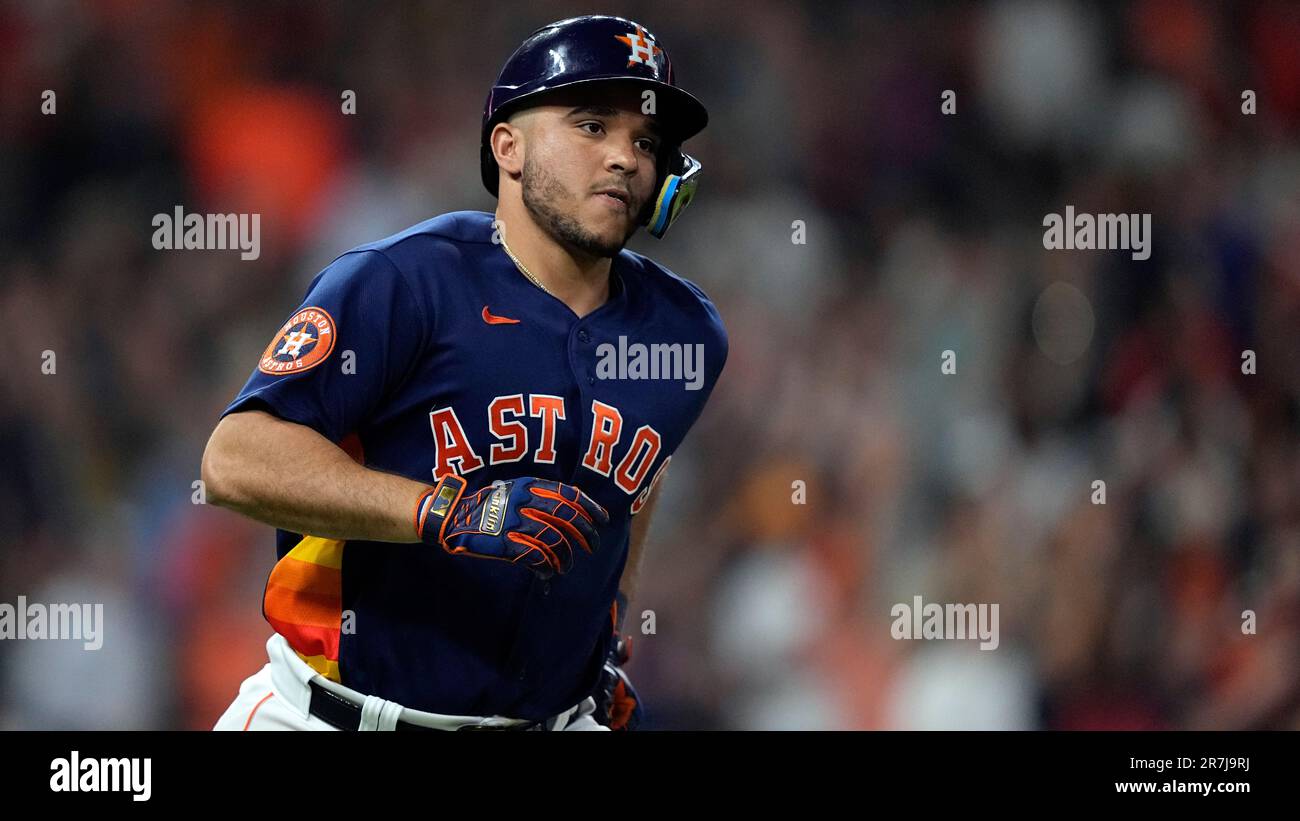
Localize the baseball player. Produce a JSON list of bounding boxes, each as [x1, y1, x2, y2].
[[205, 15, 726, 731]]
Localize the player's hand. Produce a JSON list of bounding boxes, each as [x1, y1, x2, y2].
[[415, 475, 609, 579], [594, 633, 642, 730]]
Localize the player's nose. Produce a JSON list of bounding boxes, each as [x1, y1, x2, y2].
[[602, 131, 640, 176]]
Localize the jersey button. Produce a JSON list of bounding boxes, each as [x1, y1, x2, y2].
[[577, 329, 591, 343]]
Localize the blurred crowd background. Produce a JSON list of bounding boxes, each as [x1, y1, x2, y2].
[[1, 0, 1298, 730]]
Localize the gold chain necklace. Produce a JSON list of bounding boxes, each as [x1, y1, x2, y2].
[[498, 234, 556, 299]]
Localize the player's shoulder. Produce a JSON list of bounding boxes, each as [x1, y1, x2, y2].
[[301, 213, 494, 330], [339, 210, 496, 272], [618, 249, 727, 344]]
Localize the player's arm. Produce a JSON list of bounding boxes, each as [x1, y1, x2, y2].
[[203, 251, 441, 545], [201, 408, 429, 543], [202, 408, 607, 576], [619, 476, 662, 602], [593, 475, 660, 730]]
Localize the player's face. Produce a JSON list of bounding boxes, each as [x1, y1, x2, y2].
[[520, 86, 662, 258]]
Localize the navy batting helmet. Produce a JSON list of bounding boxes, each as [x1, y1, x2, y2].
[[480, 15, 708, 239]]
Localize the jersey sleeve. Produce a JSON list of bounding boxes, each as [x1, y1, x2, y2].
[[680, 276, 729, 398], [220, 249, 428, 443]]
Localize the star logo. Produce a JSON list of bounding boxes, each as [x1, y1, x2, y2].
[[276, 325, 319, 358]]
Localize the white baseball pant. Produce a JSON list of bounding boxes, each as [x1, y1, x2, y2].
[[213, 633, 607, 731]]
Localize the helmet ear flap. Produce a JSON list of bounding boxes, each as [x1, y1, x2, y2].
[[642, 151, 701, 239], [634, 142, 674, 226]]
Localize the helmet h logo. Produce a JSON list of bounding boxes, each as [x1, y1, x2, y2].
[[615, 25, 662, 70]]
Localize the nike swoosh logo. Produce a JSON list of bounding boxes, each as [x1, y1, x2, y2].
[[482, 306, 520, 325]]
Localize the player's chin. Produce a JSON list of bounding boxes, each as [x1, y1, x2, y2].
[[584, 203, 635, 243]]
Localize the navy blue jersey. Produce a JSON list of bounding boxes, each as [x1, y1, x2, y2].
[[220, 210, 727, 719]]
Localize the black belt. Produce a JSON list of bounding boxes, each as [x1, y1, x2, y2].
[[307, 680, 544, 731]]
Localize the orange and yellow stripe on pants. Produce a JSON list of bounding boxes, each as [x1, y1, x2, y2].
[[264, 535, 345, 682]]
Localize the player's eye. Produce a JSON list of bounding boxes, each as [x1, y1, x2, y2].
[[635, 137, 659, 154], [578, 121, 605, 135]]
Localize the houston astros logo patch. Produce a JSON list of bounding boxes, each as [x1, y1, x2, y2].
[[259, 307, 337, 375]]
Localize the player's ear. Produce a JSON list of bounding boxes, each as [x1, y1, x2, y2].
[[490, 120, 525, 184]]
